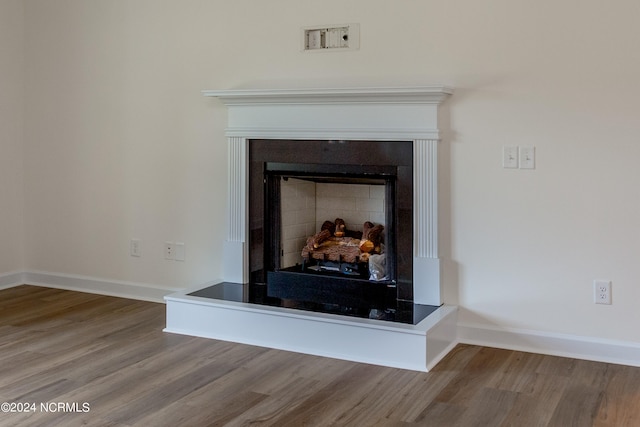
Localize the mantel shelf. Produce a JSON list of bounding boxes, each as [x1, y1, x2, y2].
[[202, 85, 454, 105]]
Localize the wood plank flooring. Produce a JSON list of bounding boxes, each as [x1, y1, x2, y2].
[[1, 285, 640, 426]]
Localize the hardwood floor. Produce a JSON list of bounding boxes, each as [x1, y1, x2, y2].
[[1, 285, 639, 426]]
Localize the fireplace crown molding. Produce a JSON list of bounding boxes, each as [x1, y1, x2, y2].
[[202, 85, 454, 106], [203, 85, 454, 141]]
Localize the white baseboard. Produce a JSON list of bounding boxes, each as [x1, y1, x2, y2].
[[5, 270, 640, 370], [458, 322, 640, 368], [18, 270, 180, 303], [0, 271, 25, 290]]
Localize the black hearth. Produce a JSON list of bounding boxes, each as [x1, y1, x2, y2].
[[247, 139, 415, 320]]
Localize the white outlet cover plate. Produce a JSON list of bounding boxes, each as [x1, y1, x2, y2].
[[594, 280, 611, 305], [130, 239, 141, 257], [165, 241, 174, 260]]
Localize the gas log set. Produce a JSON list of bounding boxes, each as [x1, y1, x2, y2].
[[301, 218, 387, 281]]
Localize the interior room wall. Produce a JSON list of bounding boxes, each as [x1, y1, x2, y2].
[[21, 1, 640, 343], [0, 0, 24, 275]]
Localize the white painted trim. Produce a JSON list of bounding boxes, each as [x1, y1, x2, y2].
[[227, 136, 247, 243], [222, 127, 441, 141], [165, 289, 458, 372], [0, 271, 25, 290], [458, 322, 640, 368], [203, 86, 454, 105], [413, 138, 442, 306], [414, 139, 439, 258], [413, 257, 442, 306], [22, 270, 179, 303], [223, 240, 247, 284], [7, 271, 640, 371], [424, 305, 459, 370], [207, 86, 453, 306], [225, 135, 248, 284]]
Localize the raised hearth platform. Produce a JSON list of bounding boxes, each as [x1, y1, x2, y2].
[[164, 283, 458, 371]]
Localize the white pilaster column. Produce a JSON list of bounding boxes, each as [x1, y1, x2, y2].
[[413, 139, 442, 305], [223, 136, 248, 283]]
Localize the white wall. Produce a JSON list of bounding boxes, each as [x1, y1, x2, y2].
[[19, 1, 640, 343], [0, 0, 24, 275]]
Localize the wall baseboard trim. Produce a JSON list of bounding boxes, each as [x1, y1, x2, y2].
[[5, 270, 640, 369], [458, 322, 640, 368], [0, 271, 25, 290], [7, 270, 181, 303]]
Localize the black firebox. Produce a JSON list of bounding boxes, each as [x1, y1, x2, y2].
[[248, 139, 414, 318]]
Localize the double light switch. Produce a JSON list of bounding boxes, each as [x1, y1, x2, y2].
[[503, 146, 535, 169]]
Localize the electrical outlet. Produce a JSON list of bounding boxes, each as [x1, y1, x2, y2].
[[594, 280, 611, 305], [130, 239, 141, 257], [165, 241, 174, 260]]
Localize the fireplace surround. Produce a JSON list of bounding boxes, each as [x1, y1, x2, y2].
[[250, 138, 415, 321], [164, 86, 458, 371]]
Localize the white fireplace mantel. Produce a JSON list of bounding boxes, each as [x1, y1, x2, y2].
[[203, 85, 453, 306], [164, 86, 458, 373]]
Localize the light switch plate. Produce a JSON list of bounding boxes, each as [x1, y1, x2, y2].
[[519, 146, 535, 169], [503, 146, 518, 168], [175, 242, 185, 262]]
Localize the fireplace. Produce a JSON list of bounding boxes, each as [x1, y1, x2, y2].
[[164, 86, 458, 371], [249, 138, 414, 321]]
